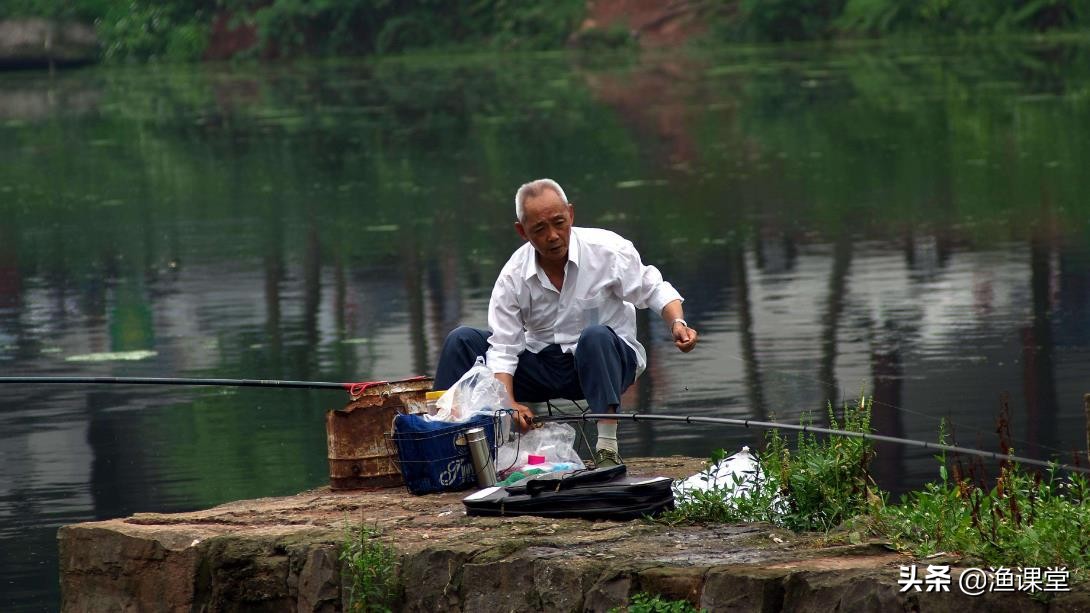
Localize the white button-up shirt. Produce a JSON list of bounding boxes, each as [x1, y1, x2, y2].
[[485, 227, 683, 378]]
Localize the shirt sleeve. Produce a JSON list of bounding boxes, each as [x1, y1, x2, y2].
[[485, 272, 526, 375], [613, 239, 683, 314]]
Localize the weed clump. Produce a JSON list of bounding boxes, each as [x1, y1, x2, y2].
[[340, 522, 398, 612]]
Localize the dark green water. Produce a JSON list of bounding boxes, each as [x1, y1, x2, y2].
[[2, 41, 1090, 609]]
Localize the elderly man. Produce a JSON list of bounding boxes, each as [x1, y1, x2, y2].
[[434, 178, 697, 467]]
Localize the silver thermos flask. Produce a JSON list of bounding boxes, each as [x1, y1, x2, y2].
[[464, 427, 497, 487]]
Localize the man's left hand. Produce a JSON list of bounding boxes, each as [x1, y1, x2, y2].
[[673, 322, 698, 353]]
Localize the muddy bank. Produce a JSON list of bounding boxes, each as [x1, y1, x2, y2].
[[58, 456, 1088, 611]]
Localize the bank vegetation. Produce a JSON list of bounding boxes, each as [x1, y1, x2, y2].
[[3, 0, 1090, 63], [662, 395, 1090, 573]]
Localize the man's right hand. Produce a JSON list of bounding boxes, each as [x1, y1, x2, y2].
[[511, 402, 535, 432], [494, 372, 535, 431]]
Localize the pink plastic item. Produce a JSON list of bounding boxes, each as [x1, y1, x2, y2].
[[527, 454, 546, 465]]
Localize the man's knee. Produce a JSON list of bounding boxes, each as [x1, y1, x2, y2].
[[440, 326, 489, 357], [447, 325, 482, 344], [436, 327, 489, 388], [577, 325, 616, 351]]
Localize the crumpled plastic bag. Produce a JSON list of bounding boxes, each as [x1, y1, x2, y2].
[[496, 422, 586, 474], [430, 356, 508, 422], [673, 446, 786, 514], [674, 446, 762, 498]]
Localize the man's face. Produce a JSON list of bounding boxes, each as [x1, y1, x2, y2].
[[516, 189, 574, 266]]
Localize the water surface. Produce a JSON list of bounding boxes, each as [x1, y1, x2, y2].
[[2, 41, 1090, 609]]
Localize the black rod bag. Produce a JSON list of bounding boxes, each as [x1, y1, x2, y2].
[[462, 465, 675, 520]]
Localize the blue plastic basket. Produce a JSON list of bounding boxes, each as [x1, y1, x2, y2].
[[390, 412, 499, 495]]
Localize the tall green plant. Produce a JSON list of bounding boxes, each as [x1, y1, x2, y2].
[[341, 523, 399, 612], [765, 398, 881, 531]]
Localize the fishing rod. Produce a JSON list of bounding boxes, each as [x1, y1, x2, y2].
[[536, 412, 1090, 475], [4, 377, 1084, 474], [0, 376, 423, 397]]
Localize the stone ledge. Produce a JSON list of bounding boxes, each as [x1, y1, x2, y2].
[[58, 456, 1089, 612]]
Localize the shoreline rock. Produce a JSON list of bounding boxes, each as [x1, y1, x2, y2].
[[58, 456, 1089, 611]]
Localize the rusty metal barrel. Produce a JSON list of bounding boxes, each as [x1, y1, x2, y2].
[[326, 377, 433, 490]]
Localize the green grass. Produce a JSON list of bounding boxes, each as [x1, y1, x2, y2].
[[340, 522, 399, 613]]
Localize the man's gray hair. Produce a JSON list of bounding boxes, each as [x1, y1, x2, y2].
[[514, 178, 569, 222]]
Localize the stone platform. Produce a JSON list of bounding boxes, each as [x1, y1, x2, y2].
[[58, 456, 1087, 611]]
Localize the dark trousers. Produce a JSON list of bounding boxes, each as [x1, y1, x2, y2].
[[434, 325, 638, 413]]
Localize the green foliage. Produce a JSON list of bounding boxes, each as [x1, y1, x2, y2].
[[611, 592, 705, 613], [0, 0, 211, 62], [341, 523, 399, 612], [662, 395, 881, 533], [873, 427, 1090, 568], [838, 0, 1090, 35], [96, 1, 212, 62], [764, 401, 882, 532], [0, 0, 114, 21], [488, 0, 587, 50], [7, 0, 1090, 57], [241, 0, 586, 57], [163, 22, 210, 62], [710, 0, 1090, 40], [735, 0, 848, 41], [2, 0, 585, 62]]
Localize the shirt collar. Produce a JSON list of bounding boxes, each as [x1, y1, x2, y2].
[[522, 227, 581, 280]]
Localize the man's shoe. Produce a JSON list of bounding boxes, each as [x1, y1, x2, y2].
[[594, 448, 623, 468]]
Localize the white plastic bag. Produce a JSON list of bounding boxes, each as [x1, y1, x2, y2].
[[673, 446, 786, 515], [674, 446, 761, 498], [496, 422, 586, 473], [431, 357, 509, 422]]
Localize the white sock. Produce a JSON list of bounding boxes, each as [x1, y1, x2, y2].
[[596, 422, 618, 453]]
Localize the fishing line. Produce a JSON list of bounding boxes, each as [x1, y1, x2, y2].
[[715, 352, 1076, 459], [535, 412, 1090, 475]]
